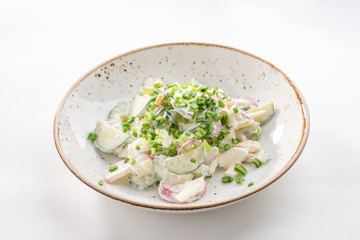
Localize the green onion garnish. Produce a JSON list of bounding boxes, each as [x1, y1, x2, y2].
[[154, 83, 164, 88], [202, 140, 212, 153], [168, 146, 177, 154], [252, 158, 262, 168], [87, 133, 97, 140], [234, 164, 247, 176], [233, 107, 239, 113], [218, 100, 225, 108], [236, 177, 244, 184], [98, 180, 104, 186], [222, 176, 233, 183], [191, 144, 197, 149], [185, 131, 191, 136], [220, 130, 230, 136], [195, 128, 206, 139], [217, 135, 224, 140], [124, 158, 129, 163], [221, 114, 230, 124], [182, 93, 191, 99], [212, 113, 220, 122], [127, 116, 135, 123], [135, 145, 140, 150], [224, 144, 231, 151], [108, 165, 118, 172], [130, 159, 136, 165], [162, 98, 170, 104], [190, 158, 196, 163], [248, 182, 254, 187], [156, 146, 163, 152], [196, 117, 206, 123], [231, 138, 238, 144]]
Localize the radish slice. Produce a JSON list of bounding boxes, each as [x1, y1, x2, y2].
[[204, 147, 219, 165], [158, 178, 207, 203], [212, 121, 222, 138], [104, 161, 132, 183], [130, 153, 153, 177], [177, 140, 202, 155]]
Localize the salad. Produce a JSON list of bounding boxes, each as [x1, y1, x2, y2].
[[87, 78, 275, 203]]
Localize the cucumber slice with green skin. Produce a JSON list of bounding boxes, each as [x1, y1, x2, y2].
[[153, 156, 193, 185], [165, 146, 205, 175], [128, 174, 158, 189], [129, 95, 150, 118], [108, 101, 131, 121], [246, 102, 275, 125], [94, 120, 130, 153]]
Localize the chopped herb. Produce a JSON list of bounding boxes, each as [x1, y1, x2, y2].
[[156, 146, 163, 152], [202, 140, 212, 153], [191, 144, 197, 149], [212, 113, 220, 122], [248, 182, 254, 187], [168, 146, 177, 154], [98, 180, 104, 186], [190, 158, 196, 163], [222, 176, 233, 183], [124, 158, 129, 163], [196, 117, 206, 123], [233, 107, 239, 113], [87, 133, 97, 140], [162, 98, 170, 104], [224, 144, 231, 151], [130, 159, 136, 165], [195, 128, 206, 139], [217, 135, 224, 140], [252, 158, 262, 168], [182, 93, 191, 99], [221, 114, 230, 124], [154, 83, 164, 88], [226, 124, 233, 128], [218, 100, 225, 108], [108, 165, 118, 172], [185, 131, 191, 136], [231, 138, 238, 144], [234, 164, 247, 176], [135, 145, 140, 150], [220, 130, 230, 136], [236, 177, 244, 184]]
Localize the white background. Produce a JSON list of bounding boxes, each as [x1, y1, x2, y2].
[[1, 0, 359, 239]]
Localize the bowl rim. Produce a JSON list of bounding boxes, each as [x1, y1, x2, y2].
[[53, 42, 310, 211]]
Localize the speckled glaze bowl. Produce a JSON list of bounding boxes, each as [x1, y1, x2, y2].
[[54, 43, 310, 212]]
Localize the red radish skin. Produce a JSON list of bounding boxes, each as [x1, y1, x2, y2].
[[204, 147, 219, 165], [158, 181, 208, 203], [212, 121, 222, 138], [177, 140, 202, 155]]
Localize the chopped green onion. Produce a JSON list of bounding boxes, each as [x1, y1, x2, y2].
[[98, 180, 104, 186], [217, 135, 224, 140], [221, 114, 230, 124], [212, 113, 220, 122], [190, 103, 199, 111], [196, 117, 206, 123], [130, 159, 136, 165], [182, 146, 187, 153], [195, 128, 206, 139], [154, 83, 164, 88], [168, 146, 177, 154], [87, 133, 97, 140], [248, 182, 254, 187], [252, 158, 262, 168], [233, 107, 239, 113], [224, 144, 231, 151], [222, 176, 233, 183], [200, 85, 210, 92], [164, 151, 170, 157], [190, 158, 196, 163], [234, 164, 247, 176], [226, 124, 233, 128], [156, 146, 163, 152], [162, 98, 170, 104], [220, 130, 230, 136], [202, 140, 212, 153], [236, 177, 244, 184], [218, 100, 225, 108], [166, 83, 176, 88], [191, 144, 197, 149], [150, 96, 157, 102], [231, 138, 238, 144], [182, 93, 191, 99], [135, 145, 140, 150], [154, 89, 161, 94], [185, 131, 191, 136], [124, 158, 129, 163], [108, 165, 118, 172]]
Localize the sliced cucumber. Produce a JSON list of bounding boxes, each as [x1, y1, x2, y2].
[[172, 107, 194, 120], [129, 174, 158, 189], [129, 95, 150, 118], [246, 102, 275, 125], [94, 120, 129, 153], [108, 101, 131, 121], [153, 156, 193, 185], [165, 146, 205, 175]]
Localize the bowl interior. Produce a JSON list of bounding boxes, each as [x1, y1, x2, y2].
[[54, 43, 309, 211]]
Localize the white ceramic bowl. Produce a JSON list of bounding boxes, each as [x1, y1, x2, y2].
[[54, 43, 310, 212]]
